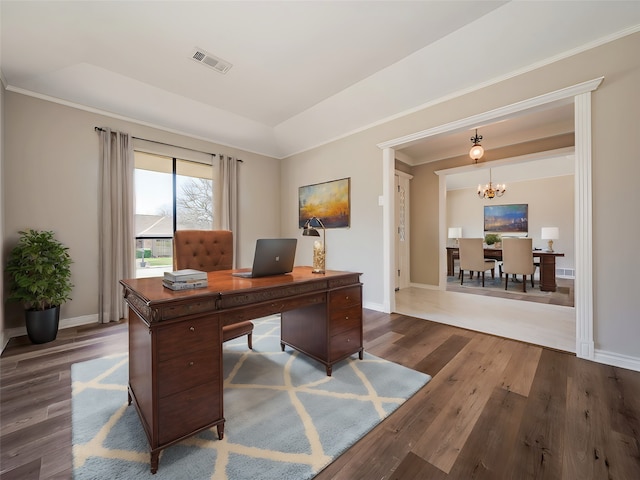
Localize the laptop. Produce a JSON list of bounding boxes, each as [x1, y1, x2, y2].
[[232, 238, 297, 278]]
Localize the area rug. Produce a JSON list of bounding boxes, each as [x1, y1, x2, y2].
[[72, 316, 431, 479], [447, 274, 572, 303]]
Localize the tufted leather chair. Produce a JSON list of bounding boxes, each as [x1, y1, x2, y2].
[[173, 230, 253, 349]]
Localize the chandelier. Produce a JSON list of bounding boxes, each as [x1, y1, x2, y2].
[[477, 168, 506, 199]]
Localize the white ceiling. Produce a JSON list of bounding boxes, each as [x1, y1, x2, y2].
[[2, 1, 640, 158]]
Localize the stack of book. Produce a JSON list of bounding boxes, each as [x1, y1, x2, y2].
[[162, 269, 208, 291]]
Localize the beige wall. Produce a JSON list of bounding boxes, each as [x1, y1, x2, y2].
[[446, 175, 575, 273], [410, 172, 575, 287], [284, 32, 640, 361], [0, 83, 5, 347], [2, 92, 281, 331], [2, 31, 639, 363]]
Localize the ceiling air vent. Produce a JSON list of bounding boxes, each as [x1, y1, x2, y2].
[[191, 48, 232, 74]]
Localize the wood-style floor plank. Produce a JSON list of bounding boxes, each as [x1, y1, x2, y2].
[[448, 387, 528, 479], [2, 311, 640, 480], [504, 349, 568, 479]]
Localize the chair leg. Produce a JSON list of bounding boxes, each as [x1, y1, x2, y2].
[[461, 270, 464, 285], [522, 275, 527, 293], [481, 271, 485, 287], [247, 332, 253, 350], [505, 274, 509, 290]]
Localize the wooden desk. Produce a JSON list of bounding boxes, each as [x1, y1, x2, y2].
[[120, 266, 363, 473], [446, 247, 564, 292]]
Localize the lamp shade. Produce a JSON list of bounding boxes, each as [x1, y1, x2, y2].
[[448, 227, 462, 238], [541, 227, 559, 240], [469, 144, 484, 160]]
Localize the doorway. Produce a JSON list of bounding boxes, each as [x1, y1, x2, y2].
[[379, 78, 603, 360]]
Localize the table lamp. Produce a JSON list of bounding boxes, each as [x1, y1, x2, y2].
[[541, 227, 559, 252], [302, 216, 326, 273], [448, 227, 462, 246]]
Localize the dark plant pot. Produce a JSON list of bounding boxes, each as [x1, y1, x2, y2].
[[25, 306, 60, 344]]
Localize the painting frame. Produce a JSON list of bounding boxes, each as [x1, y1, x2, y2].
[[484, 203, 528, 233], [298, 177, 350, 229]]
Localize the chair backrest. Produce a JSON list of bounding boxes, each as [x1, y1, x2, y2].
[[173, 230, 233, 272], [458, 238, 488, 272], [502, 237, 535, 275]]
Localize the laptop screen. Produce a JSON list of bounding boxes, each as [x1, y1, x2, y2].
[[234, 238, 297, 278]]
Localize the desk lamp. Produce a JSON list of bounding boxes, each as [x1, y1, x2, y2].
[[541, 227, 559, 252], [302, 217, 326, 273]]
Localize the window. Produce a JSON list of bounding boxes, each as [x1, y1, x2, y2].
[[134, 151, 213, 278]]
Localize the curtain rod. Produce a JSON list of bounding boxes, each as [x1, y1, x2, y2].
[[94, 127, 243, 162]]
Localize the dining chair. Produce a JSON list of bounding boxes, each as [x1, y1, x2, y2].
[[458, 238, 495, 287], [173, 229, 254, 349], [501, 237, 536, 293]]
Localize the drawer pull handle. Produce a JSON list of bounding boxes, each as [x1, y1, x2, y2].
[[346, 296, 349, 300], [188, 361, 194, 367], [189, 326, 195, 332], [345, 316, 349, 320]]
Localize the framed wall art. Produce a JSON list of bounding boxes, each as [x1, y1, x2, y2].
[[298, 177, 350, 228], [484, 203, 528, 233]]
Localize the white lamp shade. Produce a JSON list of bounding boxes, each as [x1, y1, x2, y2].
[[541, 227, 559, 240], [448, 227, 462, 238], [469, 145, 484, 160]]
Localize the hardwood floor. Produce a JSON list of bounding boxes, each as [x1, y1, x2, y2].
[[2, 310, 639, 479]]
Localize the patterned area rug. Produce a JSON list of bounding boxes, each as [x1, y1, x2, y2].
[[72, 317, 431, 479]]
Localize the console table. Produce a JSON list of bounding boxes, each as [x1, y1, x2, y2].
[[120, 267, 362, 473], [446, 247, 565, 292]]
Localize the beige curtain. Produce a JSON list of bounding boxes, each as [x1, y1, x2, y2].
[[98, 128, 135, 323], [213, 155, 239, 268]]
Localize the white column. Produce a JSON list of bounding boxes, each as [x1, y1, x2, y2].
[[382, 147, 395, 313], [574, 92, 595, 360]]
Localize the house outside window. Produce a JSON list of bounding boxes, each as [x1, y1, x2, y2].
[[134, 151, 213, 278]]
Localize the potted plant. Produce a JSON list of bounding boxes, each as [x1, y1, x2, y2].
[[5, 229, 73, 344], [484, 233, 501, 247]]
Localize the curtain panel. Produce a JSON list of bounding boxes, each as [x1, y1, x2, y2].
[[213, 155, 239, 268], [98, 128, 135, 323]]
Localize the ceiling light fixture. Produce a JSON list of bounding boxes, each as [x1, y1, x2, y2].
[[478, 168, 506, 199], [469, 129, 484, 163]]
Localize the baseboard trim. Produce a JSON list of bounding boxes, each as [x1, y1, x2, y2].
[[408, 282, 439, 290], [363, 300, 385, 312], [594, 349, 640, 373], [1, 314, 99, 354]]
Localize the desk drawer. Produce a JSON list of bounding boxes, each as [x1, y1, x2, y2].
[[330, 305, 362, 336], [329, 327, 361, 360], [329, 286, 361, 309], [156, 316, 220, 360], [221, 292, 326, 325], [158, 381, 221, 445], [158, 348, 218, 398]]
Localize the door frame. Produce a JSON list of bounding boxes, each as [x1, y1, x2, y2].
[[395, 170, 413, 291], [377, 77, 603, 361]]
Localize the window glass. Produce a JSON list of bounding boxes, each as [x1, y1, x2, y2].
[[134, 152, 213, 278], [176, 159, 213, 230]]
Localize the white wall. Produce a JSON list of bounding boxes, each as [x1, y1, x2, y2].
[[447, 175, 575, 273]]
